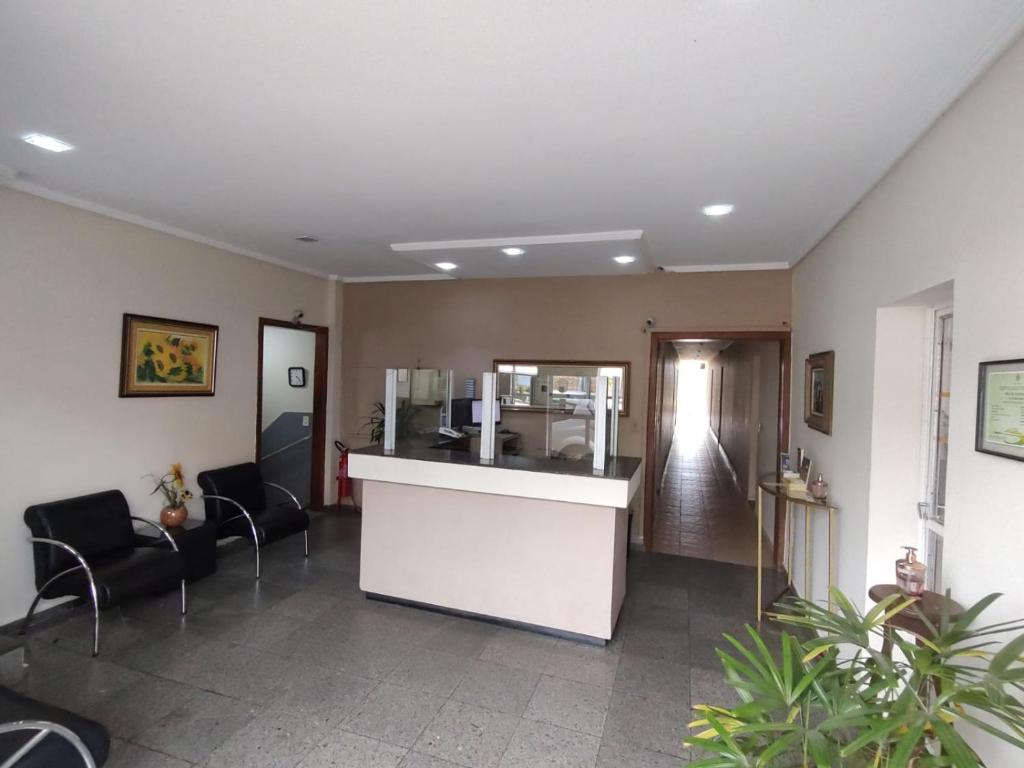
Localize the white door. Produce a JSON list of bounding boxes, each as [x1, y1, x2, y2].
[[920, 309, 953, 591]]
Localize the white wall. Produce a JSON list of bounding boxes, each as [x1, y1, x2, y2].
[[260, 325, 316, 430], [791, 34, 1024, 766], [0, 188, 342, 625]]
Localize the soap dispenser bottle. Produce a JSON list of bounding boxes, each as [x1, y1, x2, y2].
[[895, 546, 927, 597]]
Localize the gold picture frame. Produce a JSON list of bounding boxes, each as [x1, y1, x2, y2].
[[804, 350, 834, 435], [119, 313, 219, 397]]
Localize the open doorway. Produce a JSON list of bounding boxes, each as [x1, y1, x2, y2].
[[644, 331, 791, 565], [256, 318, 329, 509]]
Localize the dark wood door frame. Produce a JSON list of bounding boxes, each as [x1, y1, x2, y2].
[[256, 317, 330, 510], [643, 330, 791, 565]]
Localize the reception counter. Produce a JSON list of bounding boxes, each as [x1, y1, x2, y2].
[[348, 441, 642, 643]]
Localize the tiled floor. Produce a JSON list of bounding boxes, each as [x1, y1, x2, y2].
[[1, 510, 775, 768], [652, 425, 768, 566]]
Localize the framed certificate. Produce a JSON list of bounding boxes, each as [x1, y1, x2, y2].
[[976, 358, 1024, 462]]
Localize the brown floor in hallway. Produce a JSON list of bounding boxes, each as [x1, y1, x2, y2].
[[652, 426, 769, 566]]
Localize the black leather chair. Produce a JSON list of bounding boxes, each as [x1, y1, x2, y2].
[[0, 685, 110, 767], [23, 490, 187, 656], [197, 462, 309, 579]]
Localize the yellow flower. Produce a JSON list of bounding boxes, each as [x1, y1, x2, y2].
[[170, 462, 185, 488]]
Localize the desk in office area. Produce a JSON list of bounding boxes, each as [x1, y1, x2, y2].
[[348, 439, 642, 643]]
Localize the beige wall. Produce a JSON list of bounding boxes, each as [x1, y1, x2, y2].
[[342, 271, 791, 540], [790, 34, 1024, 766], [0, 188, 341, 625]]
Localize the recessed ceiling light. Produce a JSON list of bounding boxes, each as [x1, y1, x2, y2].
[[614, 255, 637, 264], [702, 203, 735, 217], [295, 235, 319, 243], [435, 262, 458, 271], [22, 133, 74, 153], [502, 247, 526, 256]]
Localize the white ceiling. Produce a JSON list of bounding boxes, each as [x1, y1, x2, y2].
[[2, 2, 1023, 281]]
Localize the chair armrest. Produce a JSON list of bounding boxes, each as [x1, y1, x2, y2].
[[263, 482, 303, 511], [130, 516, 180, 552], [26, 537, 97, 598], [201, 495, 260, 542], [0, 719, 98, 768]]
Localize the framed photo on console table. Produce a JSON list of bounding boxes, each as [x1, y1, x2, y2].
[[119, 313, 219, 397], [804, 351, 835, 435], [976, 358, 1024, 462]]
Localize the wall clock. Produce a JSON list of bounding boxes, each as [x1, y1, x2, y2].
[[288, 367, 307, 387]]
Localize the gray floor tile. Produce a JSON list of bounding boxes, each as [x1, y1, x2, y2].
[[498, 719, 600, 768], [545, 642, 620, 688], [613, 653, 691, 703], [88, 674, 198, 739], [387, 648, 471, 697], [451, 660, 540, 716], [478, 629, 557, 672], [203, 703, 334, 768], [133, 686, 259, 764], [269, 588, 347, 620], [596, 739, 684, 768], [623, 624, 690, 662], [414, 700, 519, 768], [341, 682, 446, 748], [690, 665, 741, 711], [298, 730, 407, 768], [107, 739, 192, 768], [400, 753, 465, 768], [421, 619, 499, 658], [524, 675, 611, 737], [602, 690, 690, 759], [154, 637, 290, 703]]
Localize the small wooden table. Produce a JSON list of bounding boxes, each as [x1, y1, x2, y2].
[[868, 584, 964, 655]]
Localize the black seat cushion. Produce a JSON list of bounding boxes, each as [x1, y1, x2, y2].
[[0, 685, 110, 767], [41, 547, 186, 608], [24, 491, 136, 588], [220, 504, 310, 545], [197, 463, 268, 527]]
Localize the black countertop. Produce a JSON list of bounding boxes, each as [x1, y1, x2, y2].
[[351, 438, 642, 481]]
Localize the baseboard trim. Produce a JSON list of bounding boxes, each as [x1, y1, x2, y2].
[[364, 592, 608, 646]]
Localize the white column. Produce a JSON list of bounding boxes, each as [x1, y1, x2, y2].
[[384, 368, 398, 454], [593, 376, 608, 473], [480, 372, 496, 462], [609, 377, 620, 458]]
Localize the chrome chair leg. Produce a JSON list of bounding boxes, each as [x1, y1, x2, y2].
[[254, 539, 261, 580], [180, 580, 187, 615], [304, 530, 309, 558], [89, 581, 100, 657]]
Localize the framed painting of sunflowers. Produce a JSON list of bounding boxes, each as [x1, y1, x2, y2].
[[119, 313, 219, 397]]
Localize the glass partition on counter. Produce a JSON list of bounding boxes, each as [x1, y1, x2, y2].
[[383, 368, 453, 452], [494, 361, 629, 416]]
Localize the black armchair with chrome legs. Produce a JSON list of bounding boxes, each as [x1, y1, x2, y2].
[[22, 490, 187, 657], [0, 684, 111, 767], [196, 462, 310, 580]]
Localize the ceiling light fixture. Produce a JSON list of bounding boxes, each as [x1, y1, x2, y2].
[[295, 235, 319, 243], [434, 262, 458, 271], [22, 132, 74, 153], [614, 255, 637, 264], [702, 203, 735, 217], [502, 247, 526, 256]]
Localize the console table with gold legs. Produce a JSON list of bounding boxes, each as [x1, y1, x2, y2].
[[756, 475, 838, 623]]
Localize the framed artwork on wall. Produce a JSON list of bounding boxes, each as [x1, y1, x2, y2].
[[976, 358, 1024, 462], [804, 350, 835, 435], [119, 313, 219, 397]]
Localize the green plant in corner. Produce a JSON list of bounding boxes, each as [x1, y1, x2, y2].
[[686, 588, 1024, 767], [364, 400, 419, 444]]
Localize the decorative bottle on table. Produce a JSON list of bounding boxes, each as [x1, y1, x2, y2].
[[895, 546, 927, 596]]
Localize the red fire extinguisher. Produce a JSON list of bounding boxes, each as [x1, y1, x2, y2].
[[335, 440, 351, 501]]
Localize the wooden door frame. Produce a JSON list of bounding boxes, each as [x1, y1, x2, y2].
[[643, 330, 791, 565], [256, 317, 330, 510]]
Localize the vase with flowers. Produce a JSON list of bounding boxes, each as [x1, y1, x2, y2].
[[145, 462, 193, 527]]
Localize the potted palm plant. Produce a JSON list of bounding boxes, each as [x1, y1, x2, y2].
[[687, 588, 1024, 766], [364, 400, 419, 444]]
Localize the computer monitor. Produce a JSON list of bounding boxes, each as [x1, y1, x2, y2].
[[471, 399, 502, 425], [449, 397, 473, 430]]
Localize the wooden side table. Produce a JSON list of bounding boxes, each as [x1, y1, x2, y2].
[[868, 583, 964, 685], [134, 518, 218, 583]]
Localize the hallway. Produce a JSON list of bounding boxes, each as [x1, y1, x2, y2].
[[652, 424, 767, 566]]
